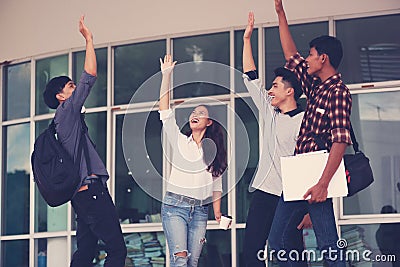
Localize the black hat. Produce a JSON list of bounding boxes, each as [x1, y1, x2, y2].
[[43, 76, 71, 109]]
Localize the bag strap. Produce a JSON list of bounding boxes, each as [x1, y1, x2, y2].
[[311, 123, 359, 153], [50, 119, 86, 172], [349, 124, 360, 153], [80, 114, 93, 175]]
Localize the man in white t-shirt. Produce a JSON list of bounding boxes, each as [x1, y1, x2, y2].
[[242, 12, 310, 267]]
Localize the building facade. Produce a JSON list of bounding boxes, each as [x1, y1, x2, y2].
[[1, 1, 400, 266]]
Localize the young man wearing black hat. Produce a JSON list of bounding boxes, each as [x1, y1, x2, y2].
[[43, 16, 126, 267]]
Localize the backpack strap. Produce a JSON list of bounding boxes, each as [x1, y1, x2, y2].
[[311, 123, 359, 153], [51, 117, 90, 176], [80, 114, 93, 176], [48, 119, 86, 174]]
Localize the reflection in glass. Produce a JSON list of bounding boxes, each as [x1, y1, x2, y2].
[[236, 229, 247, 266], [173, 33, 230, 98], [2, 123, 30, 235], [114, 40, 166, 105], [265, 22, 328, 87], [116, 112, 162, 224], [35, 237, 68, 267], [341, 224, 400, 267], [198, 230, 231, 267], [73, 48, 107, 108], [374, 207, 400, 267], [85, 112, 107, 164], [235, 98, 259, 223], [124, 232, 166, 266], [1, 240, 29, 267], [234, 29, 258, 93], [336, 14, 400, 84], [344, 91, 400, 215], [73, 232, 166, 266], [34, 119, 68, 233], [3, 62, 31, 120], [35, 55, 68, 115]]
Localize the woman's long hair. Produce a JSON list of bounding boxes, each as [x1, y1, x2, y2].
[[184, 105, 227, 178]]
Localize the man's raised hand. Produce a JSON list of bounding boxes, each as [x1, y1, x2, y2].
[[243, 12, 255, 40]]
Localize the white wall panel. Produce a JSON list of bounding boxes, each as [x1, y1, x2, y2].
[[1, 0, 399, 62]]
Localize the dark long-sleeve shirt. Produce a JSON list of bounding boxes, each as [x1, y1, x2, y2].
[[54, 71, 108, 189]]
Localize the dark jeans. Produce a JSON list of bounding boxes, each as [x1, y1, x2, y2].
[[71, 181, 127, 267], [243, 190, 282, 267], [269, 196, 346, 267]]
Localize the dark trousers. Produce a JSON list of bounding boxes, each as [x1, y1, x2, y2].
[[71, 181, 127, 267], [243, 190, 280, 267]]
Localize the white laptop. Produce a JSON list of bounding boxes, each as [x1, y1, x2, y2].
[[280, 150, 348, 201]]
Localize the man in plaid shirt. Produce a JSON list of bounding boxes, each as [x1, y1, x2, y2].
[[268, 1, 352, 266]]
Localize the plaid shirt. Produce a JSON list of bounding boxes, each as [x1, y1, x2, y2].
[[285, 53, 352, 155]]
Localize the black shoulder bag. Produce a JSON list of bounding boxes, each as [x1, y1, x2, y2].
[[312, 125, 374, 197]]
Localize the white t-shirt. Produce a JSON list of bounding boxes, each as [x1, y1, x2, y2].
[[244, 76, 304, 196]]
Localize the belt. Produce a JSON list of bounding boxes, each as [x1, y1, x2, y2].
[[81, 175, 101, 186], [166, 191, 212, 207]]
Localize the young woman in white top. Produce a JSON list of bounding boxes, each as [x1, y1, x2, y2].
[[159, 55, 227, 267]]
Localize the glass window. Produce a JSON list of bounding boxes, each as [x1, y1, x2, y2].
[[1, 240, 29, 267], [236, 229, 249, 266], [340, 224, 400, 266], [235, 97, 259, 223], [198, 230, 231, 266], [265, 22, 328, 87], [234, 29, 258, 93], [34, 119, 68, 233], [116, 111, 163, 224], [2, 123, 30, 235], [73, 48, 107, 108], [336, 14, 400, 84], [85, 112, 107, 164], [35, 55, 68, 115], [343, 90, 400, 215], [114, 40, 166, 105], [35, 237, 68, 267], [173, 32, 230, 98], [3, 62, 31, 121]]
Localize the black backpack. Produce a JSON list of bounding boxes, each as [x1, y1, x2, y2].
[[31, 120, 86, 207]]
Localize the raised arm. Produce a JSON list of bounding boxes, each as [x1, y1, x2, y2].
[[79, 16, 96, 77], [274, 0, 298, 61], [159, 55, 176, 111], [243, 12, 256, 73]]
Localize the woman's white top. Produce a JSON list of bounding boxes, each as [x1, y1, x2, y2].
[[159, 109, 223, 200]]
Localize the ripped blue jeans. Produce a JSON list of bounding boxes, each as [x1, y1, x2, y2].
[[161, 193, 208, 267]]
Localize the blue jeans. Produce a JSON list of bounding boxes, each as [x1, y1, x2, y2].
[[161, 193, 209, 267], [268, 196, 346, 267]]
